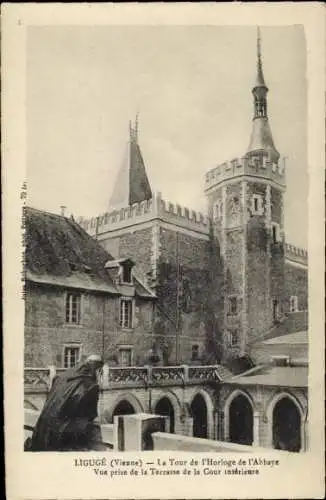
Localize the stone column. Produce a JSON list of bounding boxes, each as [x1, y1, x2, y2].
[[253, 410, 260, 447], [301, 419, 308, 452]]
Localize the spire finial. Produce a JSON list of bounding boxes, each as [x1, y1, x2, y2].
[[135, 112, 139, 142], [257, 26, 261, 65], [129, 119, 133, 141], [254, 26, 266, 89]]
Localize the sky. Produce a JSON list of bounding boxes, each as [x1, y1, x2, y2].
[[27, 25, 308, 248]]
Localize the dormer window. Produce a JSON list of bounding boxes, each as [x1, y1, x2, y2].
[[122, 264, 132, 283], [121, 261, 133, 284], [105, 258, 134, 284]]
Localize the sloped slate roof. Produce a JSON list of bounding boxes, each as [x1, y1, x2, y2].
[[260, 331, 308, 345], [25, 207, 155, 299], [134, 277, 156, 300], [225, 365, 308, 388], [25, 207, 120, 294], [248, 312, 308, 345]]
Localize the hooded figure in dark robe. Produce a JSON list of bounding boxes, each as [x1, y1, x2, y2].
[[25, 355, 105, 451]]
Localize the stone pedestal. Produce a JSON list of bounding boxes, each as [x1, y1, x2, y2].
[[114, 413, 168, 451]]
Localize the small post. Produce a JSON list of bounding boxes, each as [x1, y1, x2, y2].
[[182, 364, 189, 384], [102, 363, 109, 390], [48, 365, 56, 389]]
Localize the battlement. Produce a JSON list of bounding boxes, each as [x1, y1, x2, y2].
[[204, 154, 286, 192], [284, 242, 308, 267], [76, 192, 209, 237]]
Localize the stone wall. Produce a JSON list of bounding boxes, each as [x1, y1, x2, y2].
[[284, 263, 308, 313], [100, 226, 154, 283], [155, 226, 210, 364], [219, 383, 308, 451], [24, 282, 154, 366]]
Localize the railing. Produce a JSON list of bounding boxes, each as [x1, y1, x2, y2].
[[24, 367, 52, 390], [24, 364, 230, 392]]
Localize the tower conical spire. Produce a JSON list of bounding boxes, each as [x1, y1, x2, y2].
[[109, 115, 152, 210], [255, 27, 267, 89], [247, 27, 279, 162]]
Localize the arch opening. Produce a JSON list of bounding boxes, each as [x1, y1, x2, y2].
[[191, 394, 208, 438], [155, 397, 175, 433], [229, 394, 253, 445], [112, 400, 136, 419], [272, 397, 301, 452]]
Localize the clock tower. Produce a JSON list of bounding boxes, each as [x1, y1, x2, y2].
[[204, 29, 286, 359]]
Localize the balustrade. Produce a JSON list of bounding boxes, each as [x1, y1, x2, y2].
[[24, 364, 228, 392], [24, 367, 52, 390]]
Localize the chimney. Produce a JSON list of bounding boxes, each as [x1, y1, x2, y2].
[[60, 205, 66, 217]]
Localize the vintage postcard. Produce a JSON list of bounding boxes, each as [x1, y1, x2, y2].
[[2, 2, 325, 499]]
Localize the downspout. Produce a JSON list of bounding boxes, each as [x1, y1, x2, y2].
[[95, 216, 100, 240], [175, 231, 180, 365], [102, 295, 105, 360]]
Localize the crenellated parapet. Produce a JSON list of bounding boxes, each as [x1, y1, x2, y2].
[[204, 154, 286, 193], [76, 192, 209, 237], [284, 243, 308, 267]]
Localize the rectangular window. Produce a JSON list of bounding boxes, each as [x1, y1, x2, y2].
[[65, 292, 81, 324], [228, 296, 238, 315], [119, 348, 132, 367], [228, 330, 239, 347], [63, 345, 81, 368], [290, 296, 298, 313], [119, 299, 133, 329], [191, 344, 199, 361]]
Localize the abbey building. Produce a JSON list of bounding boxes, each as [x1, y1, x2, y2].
[[76, 33, 308, 368]]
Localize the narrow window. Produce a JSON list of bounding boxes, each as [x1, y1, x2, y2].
[[228, 296, 238, 315], [272, 299, 279, 322], [252, 194, 263, 215], [272, 223, 280, 243], [65, 293, 81, 324], [119, 299, 133, 329], [213, 201, 221, 219]]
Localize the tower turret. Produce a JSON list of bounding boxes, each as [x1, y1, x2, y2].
[[247, 28, 280, 163], [205, 28, 286, 361]]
